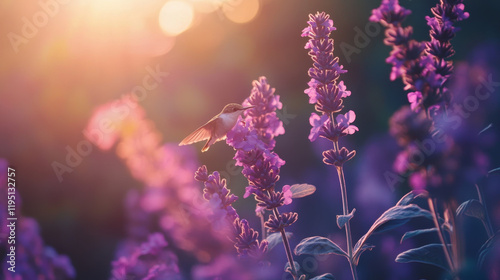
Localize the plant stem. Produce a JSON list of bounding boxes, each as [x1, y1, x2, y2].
[[330, 113, 358, 280], [336, 166, 358, 280], [446, 201, 462, 275], [259, 212, 267, 240], [428, 198, 456, 274], [270, 194, 297, 279]]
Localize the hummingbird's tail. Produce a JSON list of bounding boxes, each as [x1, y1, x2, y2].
[[202, 144, 209, 152], [201, 137, 213, 152]]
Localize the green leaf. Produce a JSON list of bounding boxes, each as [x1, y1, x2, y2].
[[400, 228, 438, 243], [478, 123, 492, 135], [396, 191, 425, 206], [478, 231, 500, 268], [353, 204, 433, 263], [396, 244, 451, 272], [266, 232, 293, 251], [456, 199, 485, 222], [488, 166, 500, 175], [337, 208, 356, 229], [352, 244, 375, 265], [310, 273, 335, 280], [290, 184, 316, 198], [294, 236, 347, 258]]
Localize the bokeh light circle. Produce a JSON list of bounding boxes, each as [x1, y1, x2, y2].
[[223, 0, 259, 24], [159, 0, 195, 36]]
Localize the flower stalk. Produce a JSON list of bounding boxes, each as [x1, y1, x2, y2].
[[302, 12, 359, 280]]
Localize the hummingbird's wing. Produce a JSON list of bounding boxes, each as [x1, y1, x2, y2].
[[179, 118, 217, 146]]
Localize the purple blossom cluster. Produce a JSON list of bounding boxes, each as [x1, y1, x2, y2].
[[110, 233, 181, 280], [195, 165, 238, 228], [1, 218, 76, 280], [302, 12, 358, 167], [226, 77, 296, 234], [371, 0, 471, 199], [194, 165, 268, 260], [370, 0, 468, 114], [0, 159, 75, 280], [222, 77, 298, 276], [389, 106, 459, 199]]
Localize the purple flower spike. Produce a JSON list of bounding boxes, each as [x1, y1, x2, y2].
[[369, 0, 411, 26], [373, 0, 467, 112], [225, 76, 298, 270], [198, 166, 239, 227], [303, 12, 357, 157], [302, 12, 336, 39], [111, 233, 180, 280], [232, 218, 268, 259], [322, 147, 356, 167], [265, 212, 299, 233], [194, 165, 209, 182]]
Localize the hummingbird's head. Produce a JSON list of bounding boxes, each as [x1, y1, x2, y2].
[[221, 103, 255, 114]]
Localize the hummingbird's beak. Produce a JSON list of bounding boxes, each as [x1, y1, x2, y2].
[[242, 105, 255, 110]]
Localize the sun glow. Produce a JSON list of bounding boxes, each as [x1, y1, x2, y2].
[[222, 0, 259, 24], [159, 0, 195, 36]]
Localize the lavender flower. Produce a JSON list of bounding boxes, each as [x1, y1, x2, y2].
[[373, 0, 470, 199], [0, 159, 75, 280], [195, 165, 238, 230], [232, 218, 268, 260], [300, 12, 359, 280], [226, 77, 299, 277], [302, 12, 357, 167], [265, 212, 298, 233], [195, 164, 269, 261], [110, 233, 181, 280], [226, 77, 295, 221], [369, 0, 411, 25], [370, 0, 468, 113], [1, 218, 75, 280]]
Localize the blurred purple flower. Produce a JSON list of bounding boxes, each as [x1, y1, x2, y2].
[[282, 185, 293, 205], [195, 166, 266, 261], [196, 165, 239, 230], [0, 159, 75, 280], [110, 233, 180, 280], [232, 218, 268, 259], [2, 218, 75, 280], [87, 98, 232, 261], [407, 91, 423, 112], [371, 0, 468, 113], [369, 0, 411, 25]]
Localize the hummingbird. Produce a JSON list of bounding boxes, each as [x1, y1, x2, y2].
[[179, 103, 254, 152]]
